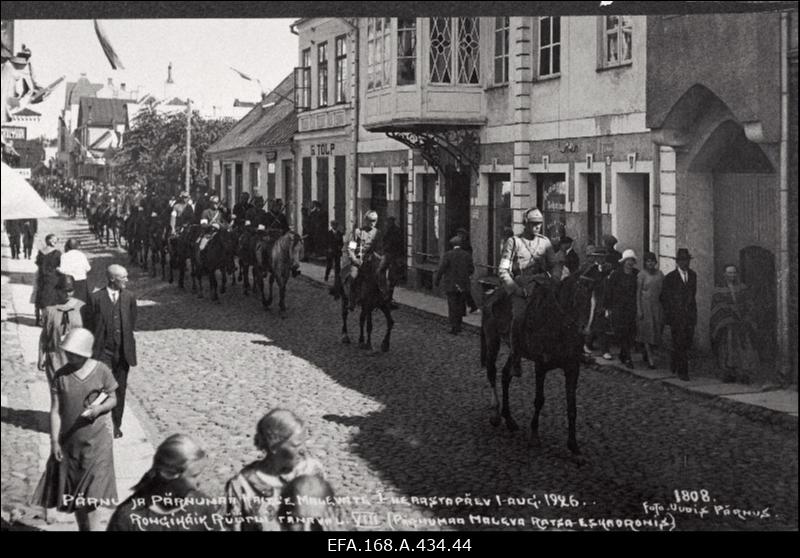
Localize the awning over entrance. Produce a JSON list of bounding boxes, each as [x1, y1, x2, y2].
[[1, 161, 57, 219]]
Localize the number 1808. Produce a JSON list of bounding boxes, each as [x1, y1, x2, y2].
[[674, 489, 711, 503]]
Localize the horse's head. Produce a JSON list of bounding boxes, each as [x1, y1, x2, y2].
[[289, 232, 304, 277], [559, 272, 595, 332]]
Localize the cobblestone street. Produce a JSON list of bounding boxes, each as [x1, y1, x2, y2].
[[2, 212, 798, 531]]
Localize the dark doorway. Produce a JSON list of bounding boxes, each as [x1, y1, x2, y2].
[[445, 167, 470, 242], [488, 173, 512, 273], [334, 155, 347, 228], [739, 246, 777, 363], [371, 175, 388, 226], [396, 174, 408, 236], [282, 159, 293, 226], [302, 157, 312, 209], [534, 173, 567, 241], [316, 157, 329, 214], [586, 173, 602, 246], [234, 162, 243, 203]]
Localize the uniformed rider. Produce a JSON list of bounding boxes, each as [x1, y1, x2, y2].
[[346, 210, 384, 311], [265, 199, 290, 236], [498, 207, 557, 376], [198, 195, 228, 250], [170, 191, 195, 234], [245, 195, 268, 230]]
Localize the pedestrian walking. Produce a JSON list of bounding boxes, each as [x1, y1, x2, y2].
[[38, 274, 88, 385], [435, 235, 475, 335], [34, 233, 62, 327], [224, 409, 325, 531], [636, 252, 665, 369], [86, 264, 137, 439], [31, 328, 118, 531], [604, 249, 639, 368], [5, 219, 21, 259], [108, 434, 222, 531], [58, 238, 92, 303], [456, 227, 479, 313], [583, 248, 614, 358], [22, 218, 37, 259], [661, 248, 698, 380], [324, 220, 344, 282]]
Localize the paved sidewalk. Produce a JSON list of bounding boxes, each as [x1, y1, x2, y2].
[[1, 230, 154, 530], [298, 260, 797, 426]]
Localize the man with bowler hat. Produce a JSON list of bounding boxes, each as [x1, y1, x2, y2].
[[435, 235, 475, 334], [661, 248, 697, 380], [86, 264, 137, 438]]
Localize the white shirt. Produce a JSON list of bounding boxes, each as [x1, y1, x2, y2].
[[58, 250, 91, 281], [106, 287, 119, 304], [679, 268, 688, 284]]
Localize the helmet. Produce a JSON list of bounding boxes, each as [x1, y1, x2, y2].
[[61, 328, 95, 358], [210, 195, 220, 203], [523, 208, 544, 223]]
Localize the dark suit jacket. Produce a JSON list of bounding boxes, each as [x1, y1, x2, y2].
[[435, 248, 474, 293], [661, 268, 697, 328], [86, 288, 138, 366], [325, 229, 344, 255]]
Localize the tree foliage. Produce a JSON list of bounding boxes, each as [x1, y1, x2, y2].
[[113, 100, 235, 197]]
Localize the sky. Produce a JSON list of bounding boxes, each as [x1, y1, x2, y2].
[[14, 19, 298, 138]]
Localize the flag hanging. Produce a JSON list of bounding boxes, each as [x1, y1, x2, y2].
[[30, 75, 65, 104], [229, 66, 254, 82], [94, 20, 125, 70]]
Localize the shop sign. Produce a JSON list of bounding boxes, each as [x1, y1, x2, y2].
[[310, 143, 335, 156]]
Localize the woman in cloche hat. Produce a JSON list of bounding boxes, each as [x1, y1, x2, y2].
[[31, 328, 119, 531]]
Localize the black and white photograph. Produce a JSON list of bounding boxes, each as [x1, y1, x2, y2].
[[1, 1, 797, 537]]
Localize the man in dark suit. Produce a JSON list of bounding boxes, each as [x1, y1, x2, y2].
[[87, 264, 137, 438], [324, 220, 344, 282], [435, 236, 475, 334], [661, 248, 697, 380], [5, 220, 21, 259]]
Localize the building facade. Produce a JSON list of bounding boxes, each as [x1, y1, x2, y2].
[[288, 14, 796, 385], [292, 18, 358, 234], [647, 11, 798, 386], [206, 73, 297, 216]]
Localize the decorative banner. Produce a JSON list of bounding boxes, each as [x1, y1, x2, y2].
[[94, 20, 125, 70]]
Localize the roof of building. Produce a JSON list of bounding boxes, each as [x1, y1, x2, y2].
[[64, 76, 104, 109], [206, 72, 297, 155], [12, 107, 41, 117], [77, 97, 132, 127]]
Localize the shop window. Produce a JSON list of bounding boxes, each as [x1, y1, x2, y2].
[[602, 15, 632, 67], [538, 16, 561, 77], [494, 17, 509, 84], [397, 18, 417, 86], [335, 35, 347, 103], [534, 173, 567, 241], [318, 42, 328, 107]]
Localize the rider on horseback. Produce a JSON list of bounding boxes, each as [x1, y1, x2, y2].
[[346, 210, 387, 311], [198, 195, 228, 251], [265, 199, 290, 236], [498, 207, 557, 377], [170, 191, 195, 235], [245, 195, 267, 230]]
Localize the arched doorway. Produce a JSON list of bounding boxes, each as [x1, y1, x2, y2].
[[653, 84, 779, 381]]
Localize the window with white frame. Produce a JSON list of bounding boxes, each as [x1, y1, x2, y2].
[[603, 15, 632, 66], [429, 17, 480, 85], [334, 35, 347, 103], [397, 18, 417, 85], [538, 16, 560, 77], [367, 17, 391, 90], [494, 17, 509, 84], [318, 42, 328, 107], [294, 48, 311, 111]]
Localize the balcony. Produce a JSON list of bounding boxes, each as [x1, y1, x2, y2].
[[297, 103, 352, 134], [363, 84, 485, 133]]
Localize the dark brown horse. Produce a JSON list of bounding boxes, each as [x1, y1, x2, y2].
[[254, 230, 304, 317], [168, 224, 199, 291], [480, 271, 594, 454], [193, 228, 235, 302], [332, 255, 394, 352]]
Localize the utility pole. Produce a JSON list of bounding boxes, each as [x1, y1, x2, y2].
[[184, 98, 192, 194]]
